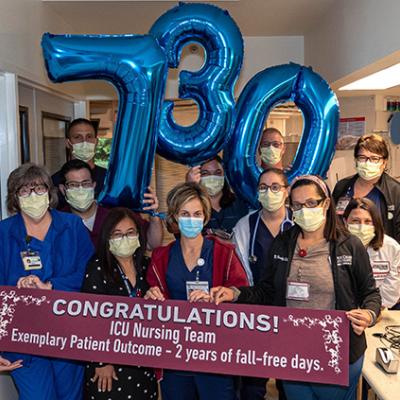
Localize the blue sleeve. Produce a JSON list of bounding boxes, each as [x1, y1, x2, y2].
[[51, 218, 94, 291], [0, 228, 5, 286]]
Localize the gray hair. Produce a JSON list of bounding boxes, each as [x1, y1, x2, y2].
[[7, 163, 58, 214]]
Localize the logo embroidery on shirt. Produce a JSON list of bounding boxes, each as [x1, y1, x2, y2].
[[274, 254, 289, 262], [337, 255, 352, 266], [388, 205, 395, 211]]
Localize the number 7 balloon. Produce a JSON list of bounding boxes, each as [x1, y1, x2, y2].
[[42, 33, 168, 210]]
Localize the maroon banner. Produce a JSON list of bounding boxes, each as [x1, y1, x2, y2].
[[0, 287, 349, 385]]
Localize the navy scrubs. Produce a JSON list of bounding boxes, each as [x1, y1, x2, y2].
[[161, 238, 236, 400]]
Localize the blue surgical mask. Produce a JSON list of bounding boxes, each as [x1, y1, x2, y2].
[[178, 217, 204, 238]]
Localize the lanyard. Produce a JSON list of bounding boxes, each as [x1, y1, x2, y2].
[[116, 264, 140, 298], [249, 209, 294, 263]]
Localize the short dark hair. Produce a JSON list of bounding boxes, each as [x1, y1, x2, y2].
[[6, 163, 58, 214], [59, 159, 95, 185], [343, 197, 384, 251], [201, 155, 236, 208], [290, 176, 344, 241], [97, 208, 146, 283], [258, 167, 288, 187], [67, 118, 97, 138], [354, 134, 389, 160]]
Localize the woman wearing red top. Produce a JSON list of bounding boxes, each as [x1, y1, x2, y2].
[[145, 182, 248, 400]]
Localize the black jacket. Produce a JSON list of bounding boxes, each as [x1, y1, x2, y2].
[[332, 172, 400, 242], [238, 225, 381, 364]]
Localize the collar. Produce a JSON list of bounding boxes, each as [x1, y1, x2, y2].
[[10, 209, 69, 240]]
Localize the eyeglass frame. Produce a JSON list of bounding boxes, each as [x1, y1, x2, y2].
[[17, 183, 48, 198], [110, 229, 138, 241], [355, 155, 384, 164], [258, 183, 287, 194], [65, 180, 94, 190], [260, 141, 284, 149], [290, 198, 325, 212]]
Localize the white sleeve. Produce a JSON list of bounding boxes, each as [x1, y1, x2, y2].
[[378, 242, 400, 308]]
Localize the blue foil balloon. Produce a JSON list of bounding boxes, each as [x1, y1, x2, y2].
[[149, 2, 244, 165], [42, 33, 168, 210], [224, 63, 339, 209]]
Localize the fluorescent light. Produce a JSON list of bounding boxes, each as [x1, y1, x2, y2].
[[339, 63, 400, 90]]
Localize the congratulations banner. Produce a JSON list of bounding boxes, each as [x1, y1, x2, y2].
[[0, 287, 349, 385]]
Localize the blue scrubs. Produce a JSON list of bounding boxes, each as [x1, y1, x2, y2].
[[206, 198, 249, 234], [347, 185, 383, 214], [0, 210, 94, 400], [162, 238, 236, 400]]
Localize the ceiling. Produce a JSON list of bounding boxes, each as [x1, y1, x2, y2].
[[43, 0, 336, 36]]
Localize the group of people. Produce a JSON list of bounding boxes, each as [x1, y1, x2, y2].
[[0, 118, 399, 400]]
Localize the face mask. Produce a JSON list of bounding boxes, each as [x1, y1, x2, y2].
[[260, 146, 282, 165], [356, 161, 382, 181], [201, 175, 225, 196], [109, 236, 140, 258], [258, 190, 285, 212], [347, 223, 375, 247], [178, 217, 204, 238], [66, 187, 95, 212], [19, 192, 49, 220], [71, 141, 96, 162], [293, 207, 326, 232]]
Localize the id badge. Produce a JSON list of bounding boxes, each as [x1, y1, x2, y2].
[[336, 196, 351, 215], [20, 251, 43, 270], [286, 281, 310, 301], [186, 280, 209, 300], [372, 261, 390, 280]]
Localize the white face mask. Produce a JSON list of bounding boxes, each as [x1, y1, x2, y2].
[[109, 236, 140, 258], [19, 192, 50, 220], [347, 223, 375, 247], [201, 175, 225, 197], [71, 141, 96, 162], [66, 187, 95, 212], [293, 207, 326, 232], [258, 190, 285, 212], [260, 146, 282, 165], [356, 161, 382, 181]]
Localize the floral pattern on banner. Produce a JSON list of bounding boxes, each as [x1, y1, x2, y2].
[[0, 290, 47, 340], [284, 314, 344, 374]]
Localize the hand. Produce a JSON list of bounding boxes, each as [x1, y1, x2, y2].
[[144, 286, 165, 301], [0, 355, 23, 372], [185, 165, 201, 184], [210, 286, 235, 305], [346, 309, 372, 335], [17, 275, 52, 290], [91, 364, 118, 392], [189, 290, 211, 303], [142, 186, 159, 212]]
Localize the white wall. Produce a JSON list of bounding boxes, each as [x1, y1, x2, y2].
[[18, 84, 75, 164], [305, 0, 400, 84], [0, 0, 86, 97]]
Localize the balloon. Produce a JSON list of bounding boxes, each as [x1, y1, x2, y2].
[[149, 2, 244, 165], [224, 63, 339, 209], [42, 33, 168, 210]]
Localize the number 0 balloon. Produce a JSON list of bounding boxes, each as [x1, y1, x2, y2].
[[224, 63, 339, 209]]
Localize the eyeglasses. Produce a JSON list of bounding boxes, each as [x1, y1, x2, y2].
[[110, 230, 138, 240], [291, 198, 325, 211], [65, 180, 94, 190], [258, 183, 286, 193], [261, 141, 283, 149], [17, 184, 48, 198], [356, 155, 383, 164]]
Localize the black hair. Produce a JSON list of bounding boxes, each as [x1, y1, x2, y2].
[[97, 207, 146, 284], [59, 159, 95, 185]]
